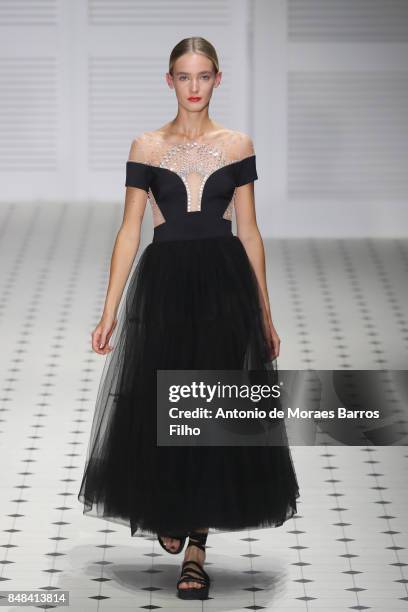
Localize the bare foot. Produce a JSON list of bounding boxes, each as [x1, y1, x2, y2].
[[160, 536, 181, 553]]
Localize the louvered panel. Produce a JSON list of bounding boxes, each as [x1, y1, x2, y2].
[[0, 0, 253, 201], [88, 0, 230, 26], [0, 0, 57, 26], [288, 0, 408, 42], [0, 57, 58, 171], [288, 72, 408, 198], [88, 56, 233, 170]]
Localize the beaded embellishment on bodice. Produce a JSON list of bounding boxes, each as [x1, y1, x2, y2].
[[158, 141, 232, 212], [127, 129, 256, 229]]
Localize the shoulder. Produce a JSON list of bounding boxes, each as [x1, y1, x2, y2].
[[128, 133, 145, 162], [233, 129, 254, 148], [227, 130, 255, 159], [128, 131, 160, 162]]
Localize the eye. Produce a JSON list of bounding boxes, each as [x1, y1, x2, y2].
[[201, 75, 210, 80]]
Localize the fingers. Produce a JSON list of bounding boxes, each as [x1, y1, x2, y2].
[[91, 324, 115, 355], [91, 329, 101, 353], [99, 330, 108, 350], [270, 334, 280, 359], [92, 335, 113, 355]]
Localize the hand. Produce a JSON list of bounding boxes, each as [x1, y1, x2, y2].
[[266, 318, 281, 360], [91, 314, 117, 355]]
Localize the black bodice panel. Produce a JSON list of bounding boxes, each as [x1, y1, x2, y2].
[[125, 154, 258, 242]]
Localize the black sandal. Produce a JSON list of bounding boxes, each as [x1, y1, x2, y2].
[[177, 530, 210, 600], [157, 532, 187, 555]]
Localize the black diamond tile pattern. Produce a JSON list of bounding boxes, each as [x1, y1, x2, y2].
[[0, 204, 407, 610]]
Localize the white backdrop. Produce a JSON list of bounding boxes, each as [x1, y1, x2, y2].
[[254, 0, 408, 237], [1, 0, 407, 237]]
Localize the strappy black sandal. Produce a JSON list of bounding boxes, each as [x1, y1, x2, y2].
[[177, 530, 210, 600], [157, 532, 187, 555]]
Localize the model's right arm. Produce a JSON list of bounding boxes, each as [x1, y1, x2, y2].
[[92, 139, 148, 354]]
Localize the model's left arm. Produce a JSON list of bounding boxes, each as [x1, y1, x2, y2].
[[234, 136, 280, 358]]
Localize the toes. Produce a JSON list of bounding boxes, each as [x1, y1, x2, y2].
[[169, 537, 178, 550], [162, 536, 179, 551], [179, 581, 201, 589]]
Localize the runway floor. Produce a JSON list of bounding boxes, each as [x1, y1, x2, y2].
[[0, 202, 407, 611]]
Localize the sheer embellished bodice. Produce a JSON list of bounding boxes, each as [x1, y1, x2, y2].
[[125, 130, 258, 242]]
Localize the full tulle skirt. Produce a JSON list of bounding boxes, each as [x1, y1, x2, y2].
[[78, 234, 300, 536]]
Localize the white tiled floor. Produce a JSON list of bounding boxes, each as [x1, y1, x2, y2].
[[0, 203, 407, 610]]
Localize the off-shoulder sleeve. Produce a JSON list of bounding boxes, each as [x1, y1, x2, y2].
[[125, 135, 151, 192], [125, 161, 151, 192], [235, 154, 258, 187], [233, 133, 258, 187]]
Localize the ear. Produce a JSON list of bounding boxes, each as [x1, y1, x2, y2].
[[165, 72, 174, 89], [214, 71, 222, 88]]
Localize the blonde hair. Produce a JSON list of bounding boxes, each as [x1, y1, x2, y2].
[[169, 37, 219, 76]]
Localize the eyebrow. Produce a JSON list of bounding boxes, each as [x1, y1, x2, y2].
[[175, 70, 212, 76]]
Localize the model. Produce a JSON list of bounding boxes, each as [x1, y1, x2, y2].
[[78, 36, 300, 601]]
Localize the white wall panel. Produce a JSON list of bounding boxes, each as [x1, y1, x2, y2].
[[0, 0, 57, 26], [87, 0, 231, 27], [288, 0, 408, 42], [1, 0, 407, 236], [288, 72, 408, 198], [0, 57, 58, 171], [253, 0, 408, 237], [0, 0, 253, 203]]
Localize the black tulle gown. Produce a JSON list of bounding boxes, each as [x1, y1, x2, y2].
[[77, 129, 300, 537]]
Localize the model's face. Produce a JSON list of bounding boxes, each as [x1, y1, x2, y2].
[[166, 52, 221, 110]]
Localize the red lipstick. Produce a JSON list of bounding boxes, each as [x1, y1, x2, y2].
[[188, 96, 201, 102]]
